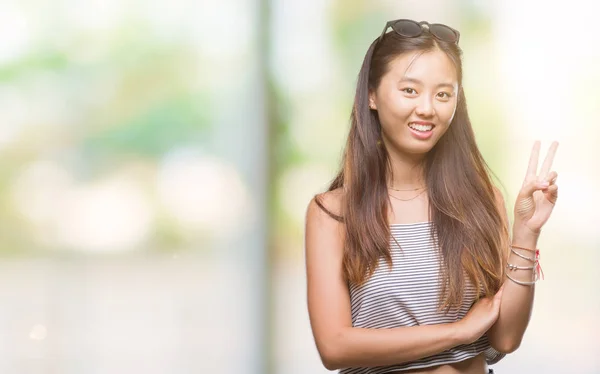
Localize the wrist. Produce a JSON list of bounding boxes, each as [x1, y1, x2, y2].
[[511, 224, 540, 247], [451, 320, 471, 345]]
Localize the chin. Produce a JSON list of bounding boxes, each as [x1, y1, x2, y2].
[[384, 134, 441, 157], [389, 144, 434, 159], [404, 139, 439, 155]]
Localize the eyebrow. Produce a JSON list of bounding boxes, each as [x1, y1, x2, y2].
[[398, 77, 456, 90]]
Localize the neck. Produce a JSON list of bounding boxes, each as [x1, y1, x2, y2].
[[387, 150, 427, 189]]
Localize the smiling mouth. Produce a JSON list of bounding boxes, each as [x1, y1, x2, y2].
[[408, 122, 434, 132]]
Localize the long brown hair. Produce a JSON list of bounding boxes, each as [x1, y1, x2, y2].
[[315, 30, 508, 310]]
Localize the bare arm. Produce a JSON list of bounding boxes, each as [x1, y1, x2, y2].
[[487, 188, 536, 353], [305, 193, 472, 370], [488, 142, 559, 353]]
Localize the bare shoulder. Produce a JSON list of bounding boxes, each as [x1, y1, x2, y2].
[[305, 187, 346, 263], [306, 187, 344, 224]]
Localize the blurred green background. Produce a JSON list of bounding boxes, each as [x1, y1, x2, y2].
[[0, 0, 598, 373]]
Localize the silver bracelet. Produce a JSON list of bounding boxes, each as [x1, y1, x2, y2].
[[507, 263, 536, 271], [510, 247, 536, 262], [506, 273, 536, 286]]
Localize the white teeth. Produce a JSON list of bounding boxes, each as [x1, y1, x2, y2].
[[409, 123, 433, 132]]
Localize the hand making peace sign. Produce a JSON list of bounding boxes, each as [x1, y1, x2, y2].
[[514, 141, 559, 234]]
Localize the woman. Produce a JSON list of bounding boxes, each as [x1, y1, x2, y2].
[[304, 19, 559, 374]]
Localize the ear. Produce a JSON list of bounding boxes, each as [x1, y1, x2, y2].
[[368, 91, 377, 110]]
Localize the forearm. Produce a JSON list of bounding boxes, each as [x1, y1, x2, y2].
[[488, 226, 539, 353], [321, 322, 465, 369]]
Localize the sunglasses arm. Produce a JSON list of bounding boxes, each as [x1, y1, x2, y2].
[[378, 21, 393, 42]]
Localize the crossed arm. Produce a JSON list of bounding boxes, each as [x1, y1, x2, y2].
[[305, 194, 471, 370]]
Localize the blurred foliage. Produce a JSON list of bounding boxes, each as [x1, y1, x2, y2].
[[0, 12, 214, 255]]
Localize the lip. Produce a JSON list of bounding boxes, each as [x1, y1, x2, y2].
[[408, 121, 435, 140]]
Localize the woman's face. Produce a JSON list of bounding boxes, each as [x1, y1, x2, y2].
[[370, 48, 459, 157]]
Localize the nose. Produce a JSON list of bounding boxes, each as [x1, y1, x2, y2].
[[415, 95, 435, 118]]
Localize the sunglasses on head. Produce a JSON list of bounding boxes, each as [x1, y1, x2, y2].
[[379, 19, 460, 44]]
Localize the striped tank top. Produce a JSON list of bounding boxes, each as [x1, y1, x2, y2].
[[340, 221, 504, 373]]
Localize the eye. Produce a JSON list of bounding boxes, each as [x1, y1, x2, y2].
[[437, 91, 453, 100], [402, 88, 417, 95]]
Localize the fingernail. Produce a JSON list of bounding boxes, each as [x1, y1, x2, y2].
[[539, 182, 549, 187]]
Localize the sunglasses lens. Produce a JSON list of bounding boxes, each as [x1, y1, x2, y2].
[[392, 20, 422, 37], [430, 24, 458, 42]]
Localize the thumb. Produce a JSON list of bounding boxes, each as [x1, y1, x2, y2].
[[493, 284, 505, 304], [520, 179, 550, 198]]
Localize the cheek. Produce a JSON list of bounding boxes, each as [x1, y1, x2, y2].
[[380, 94, 413, 119], [436, 102, 457, 124]]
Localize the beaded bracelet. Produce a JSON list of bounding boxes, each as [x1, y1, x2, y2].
[[507, 263, 536, 271], [508, 244, 545, 282]]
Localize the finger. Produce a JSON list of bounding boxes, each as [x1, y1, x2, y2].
[[544, 184, 558, 204], [525, 141, 541, 178], [539, 141, 559, 178], [493, 286, 504, 306], [520, 178, 550, 198], [494, 284, 504, 298], [545, 171, 558, 184], [495, 285, 504, 297]]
